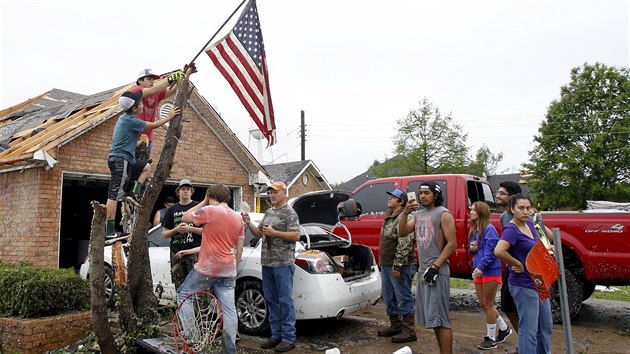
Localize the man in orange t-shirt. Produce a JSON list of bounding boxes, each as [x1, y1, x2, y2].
[[178, 184, 244, 354]]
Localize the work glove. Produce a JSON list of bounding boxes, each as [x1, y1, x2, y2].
[[423, 264, 439, 286], [168, 70, 185, 84]]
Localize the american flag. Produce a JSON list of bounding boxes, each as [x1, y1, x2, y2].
[[206, 0, 276, 146]]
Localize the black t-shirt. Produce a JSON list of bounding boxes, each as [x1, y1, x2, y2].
[[162, 201, 202, 253]]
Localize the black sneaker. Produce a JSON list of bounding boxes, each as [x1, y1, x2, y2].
[[496, 327, 513, 343], [477, 336, 497, 350], [104, 232, 130, 244]]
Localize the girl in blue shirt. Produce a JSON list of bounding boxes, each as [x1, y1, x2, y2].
[[468, 201, 512, 349]]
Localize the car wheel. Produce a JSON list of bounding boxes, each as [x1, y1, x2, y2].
[[550, 268, 582, 323], [104, 265, 115, 308], [235, 279, 270, 336]]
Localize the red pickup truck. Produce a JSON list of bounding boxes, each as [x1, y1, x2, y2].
[[339, 174, 630, 321]]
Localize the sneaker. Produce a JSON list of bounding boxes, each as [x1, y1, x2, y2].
[[274, 341, 295, 352], [104, 232, 130, 245], [477, 336, 497, 350], [260, 337, 281, 349], [496, 327, 513, 343], [125, 195, 140, 207], [105, 231, 129, 240]]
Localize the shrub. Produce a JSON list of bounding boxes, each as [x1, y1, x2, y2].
[[0, 262, 90, 318]]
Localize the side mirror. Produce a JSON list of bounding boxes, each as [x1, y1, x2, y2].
[[337, 199, 362, 219]]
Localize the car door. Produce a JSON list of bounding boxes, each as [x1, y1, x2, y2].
[[147, 226, 176, 300]]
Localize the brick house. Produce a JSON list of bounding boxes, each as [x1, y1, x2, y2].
[[259, 160, 331, 212], [0, 84, 269, 269]]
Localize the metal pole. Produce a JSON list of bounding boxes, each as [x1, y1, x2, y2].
[[301, 110, 305, 161], [187, 0, 248, 66], [553, 228, 574, 354]]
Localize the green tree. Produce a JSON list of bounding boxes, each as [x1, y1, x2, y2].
[[467, 145, 504, 177], [373, 98, 502, 177], [524, 62, 630, 209]]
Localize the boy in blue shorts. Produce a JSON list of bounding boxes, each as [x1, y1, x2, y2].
[[105, 89, 179, 238]]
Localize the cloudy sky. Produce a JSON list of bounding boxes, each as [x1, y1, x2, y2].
[[2, 0, 628, 184]]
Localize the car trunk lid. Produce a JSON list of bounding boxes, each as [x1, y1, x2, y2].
[[291, 190, 350, 227]]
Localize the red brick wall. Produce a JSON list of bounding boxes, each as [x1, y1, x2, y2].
[[0, 108, 256, 267], [288, 169, 328, 198], [0, 167, 62, 267], [0, 311, 91, 353]]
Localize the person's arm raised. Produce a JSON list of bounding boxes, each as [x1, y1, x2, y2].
[[398, 200, 418, 236], [141, 77, 170, 98], [144, 106, 180, 130]]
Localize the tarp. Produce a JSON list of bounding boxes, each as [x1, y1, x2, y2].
[[586, 200, 630, 211]]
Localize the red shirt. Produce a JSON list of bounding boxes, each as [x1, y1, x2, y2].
[[191, 205, 245, 278], [130, 85, 167, 142]]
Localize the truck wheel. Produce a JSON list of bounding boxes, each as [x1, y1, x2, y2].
[[582, 282, 596, 301], [235, 279, 270, 336], [550, 268, 582, 323]]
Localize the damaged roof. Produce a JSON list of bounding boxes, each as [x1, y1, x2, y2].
[[0, 85, 129, 168], [0, 82, 266, 178]]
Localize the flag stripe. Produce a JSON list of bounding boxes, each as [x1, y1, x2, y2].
[[207, 46, 264, 125], [219, 36, 264, 112], [225, 35, 264, 93], [205, 0, 276, 146], [261, 54, 275, 141], [209, 45, 263, 118]]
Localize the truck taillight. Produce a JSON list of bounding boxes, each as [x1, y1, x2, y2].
[[295, 250, 334, 274]]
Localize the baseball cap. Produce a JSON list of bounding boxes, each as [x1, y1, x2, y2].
[[419, 181, 441, 194], [386, 188, 408, 203], [119, 90, 143, 111], [267, 181, 287, 191], [178, 179, 193, 188], [137, 69, 161, 81]]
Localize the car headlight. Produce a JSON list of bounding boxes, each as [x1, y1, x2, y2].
[[295, 250, 334, 274]]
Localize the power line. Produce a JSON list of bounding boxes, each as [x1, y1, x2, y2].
[[309, 108, 630, 128], [307, 129, 630, 140]]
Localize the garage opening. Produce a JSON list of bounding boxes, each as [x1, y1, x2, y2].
[[59, 173, 241, 270]]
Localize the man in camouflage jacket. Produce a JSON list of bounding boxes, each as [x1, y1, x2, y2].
[[377, 188, 418, 343]]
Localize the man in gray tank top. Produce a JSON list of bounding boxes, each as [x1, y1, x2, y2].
[[399, 181, 457, 354]]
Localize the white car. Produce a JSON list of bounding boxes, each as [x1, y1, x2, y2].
[[80, 191, 382, 335]]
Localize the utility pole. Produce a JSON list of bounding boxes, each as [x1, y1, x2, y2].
[[300, 110, 305, 161]]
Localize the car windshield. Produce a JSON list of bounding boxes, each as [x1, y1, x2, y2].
[[147, 226, 170, 247]]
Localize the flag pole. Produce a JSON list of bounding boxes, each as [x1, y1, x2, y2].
[[188, 0, 248, 66]]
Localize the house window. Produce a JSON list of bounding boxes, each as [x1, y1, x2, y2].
[[302, 174, 309, 185]]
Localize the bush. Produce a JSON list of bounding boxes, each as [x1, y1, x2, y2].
[[0, 262, 90, 318]]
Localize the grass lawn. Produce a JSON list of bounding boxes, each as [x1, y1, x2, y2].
[[450, 277, 630, 303], [450, 277, 475, 290], [590, 286, 630, 302]]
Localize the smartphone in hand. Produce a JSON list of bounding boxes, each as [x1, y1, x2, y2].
[[407, 192, 416, 202]]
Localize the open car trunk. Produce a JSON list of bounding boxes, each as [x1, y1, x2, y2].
[[313, 243, 375, 281], [292, 191, 375, 282]]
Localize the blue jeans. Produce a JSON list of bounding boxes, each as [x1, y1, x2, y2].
[[262, 265, 296, 344], [177, 269, 237, 354], [381, 265, 417, 317], [509, 283, 552, 354]]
